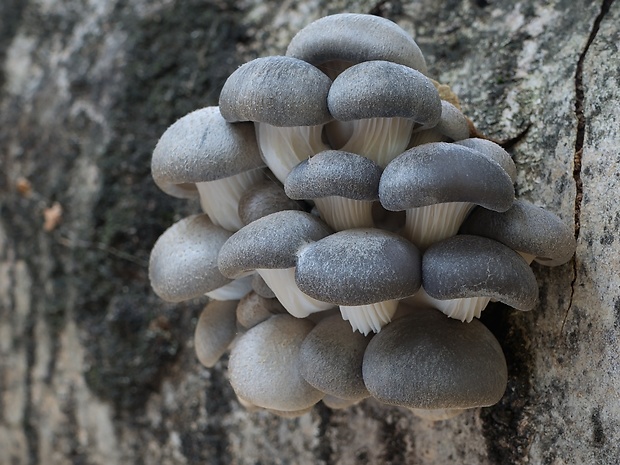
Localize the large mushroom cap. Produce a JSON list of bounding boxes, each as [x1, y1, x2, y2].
[[423, 235, 539, 311], [219, 56, 332, 127], [194, 300, 238, 368], [149, 214, 232, 302], [459, 199, 576, 266], [379, 142, 515, 212], [151, 106, 264, 198], [286, 13, 427, 74], [363, 308, 507, 409], [295, 229, 421, 306]]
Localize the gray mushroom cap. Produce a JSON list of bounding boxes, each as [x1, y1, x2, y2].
[[194, 300, 238, 368], [298, 314, 372, 401], [455, 138, 517, 183], [286, 13, 427, 74], [149, 214, 232, 302], [151, 106, 264, 198], [284, 150, 382, 200], [327, 60, 441, 128], [459, 199, 576, 266], [218, 210, 332, 278], [235, 291, 285, 330], [362, 308, 507, 409], [295, 229, 422, 305], [431, 100, 470, 141], [423, 235, 538, 311], [218, 56, 332, 127], [238, 180, 303, 226], [379, 142, 515, 212]]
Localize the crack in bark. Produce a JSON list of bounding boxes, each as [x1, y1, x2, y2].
[[563, 0, 615, 334]]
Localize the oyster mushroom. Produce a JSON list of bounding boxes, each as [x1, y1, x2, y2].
[[194, 300, 239, 368], [237, 180, 304, 226], [408, 100, 470, 147], [219, 56, 332, 184], [295, 229, 422, 334], [284, 150, 382, 230], [151, 106, 265, 231], [379, 142, 515, 250]]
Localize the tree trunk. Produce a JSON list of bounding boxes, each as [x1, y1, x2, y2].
[[1, 0, 618, 464]]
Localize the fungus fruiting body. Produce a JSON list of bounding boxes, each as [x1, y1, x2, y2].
[[148, 13, 576, 418]]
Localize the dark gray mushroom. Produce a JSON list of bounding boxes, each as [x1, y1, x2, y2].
[[419, 235, 539, 321], [326, 60, 441, 168], [237, 180, 304, 226], [295, 229, 422, 334], [362, 308, 507, 409], [151, 106, 265, 231], [459, 199, 576, 266], [379, 142, 515, 250], [219, 56, 332, 184], [217, 210, 334, 318], [194, 300, 238, 368], [408, 100, 470, 147], [454, 138, 518, 183], [284, 150, 382, 230]]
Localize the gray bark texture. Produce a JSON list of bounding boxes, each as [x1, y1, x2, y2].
[[1, 0, 619, 464]]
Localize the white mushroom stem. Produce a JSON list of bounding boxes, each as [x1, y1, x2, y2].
[[339, 117, 414, 168], [257, 123, 328, 184], [404, 287, 490, 323], [340, 299, 399, 335], [196, 169, 264, 232], [256, 267, 334, 318], [403, 202, 474, 250], [313, 197, 375, 231], [205, 275, 254, 301]]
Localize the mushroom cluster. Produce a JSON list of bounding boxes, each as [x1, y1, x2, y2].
[[149, 13, 576, 418]]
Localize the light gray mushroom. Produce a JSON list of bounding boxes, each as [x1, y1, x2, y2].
[[237, 180, 304, 226], [235, 291, 285, 331], [408, 100, 470, 147], [295, 229, 422, 334], [217, 210, 335, 318], [228, 314, 324, 412], [284, 150, 382, 230], [194, 300, 238, 368], [151, 106, 265, 231], [322, 395, 361, 410], [326, 60, 441, 168], [286, 13, 427, 78], [362, 308, 507, 409], [251, 273, 276, 299], [149, 214, 252, 303], [379, 142, 515, 250], [298, 314, 372, 401], [219, 56, 332, 184], [459, 199, 576, 266], [419, 235, 539, 322]]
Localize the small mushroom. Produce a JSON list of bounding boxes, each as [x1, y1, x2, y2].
[[459, 199, 576, 266], [194, 300, 239, 368], [362, 307, 507, 409], [217, 210, 335, 318], [298, 314, 372, 401], [295, 229, 422, 334], [237, 180, 304, 226], [419, 235, 539, 322], [286, 13, 427, 78], [326, 60, 441, 168], [228, 314, 324, 412], [235, 291, 285, 331], [322, 395, 361, 410], [149, 214, 251, 302], [454, 138, 518, 183], [284, 150, 383, 230], [408, 100, 470, 147], [379, 142, 515, 250], [219, 56, 332, 184], [151, 106, 265, 231]]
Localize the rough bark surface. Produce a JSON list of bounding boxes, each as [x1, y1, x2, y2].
[[1, 0, 618, 464]]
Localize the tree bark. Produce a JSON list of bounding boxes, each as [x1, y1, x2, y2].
[[1, 0, 618, 464]]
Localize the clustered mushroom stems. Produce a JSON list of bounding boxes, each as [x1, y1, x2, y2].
[[148, 13, 576, 418]]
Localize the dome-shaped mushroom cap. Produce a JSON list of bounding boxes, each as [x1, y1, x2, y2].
[[194, 300, 238, 368], [298, 314, 372, 401], [433, 100, 470, 141], [218, 210, 332, 278], [295, 229, 422, 305], [362, 308, 507, 409], [284, 150, 383, 200], [228, 314, 324, 411], [235, 291, 285, 330], [459, 199, 576, 266], [149, 214, 232, 302], [286, 13, 427, 74], [327, 61, 441, 127], [151, 106, 264, 199], [423, 235, 539, 311], [237, 180, 303, 226], [379, 142, 514, 211], [219, 56, 332, 127], [454, 138, 517, 183]]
